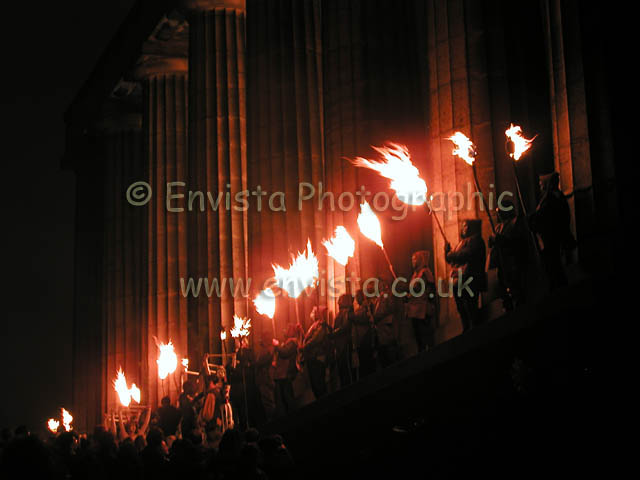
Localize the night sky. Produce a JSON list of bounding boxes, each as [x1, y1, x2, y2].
[[1, 1, 136, 431]]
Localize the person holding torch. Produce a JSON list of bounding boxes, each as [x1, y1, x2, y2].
[[445, 219, 487, 332]]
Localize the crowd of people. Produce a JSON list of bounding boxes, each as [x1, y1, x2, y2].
[[0, 171, 575, 478], [1, 414, 294, 479]]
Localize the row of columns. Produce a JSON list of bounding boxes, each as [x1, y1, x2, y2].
[[73, 0, 617, 427]]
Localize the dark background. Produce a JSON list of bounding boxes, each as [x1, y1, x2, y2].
[[1, 1, 136, 431], [0, 0, 631, 433]]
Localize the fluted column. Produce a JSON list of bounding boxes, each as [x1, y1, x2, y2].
[[323, 0, 432, 310], [136, 57, 189, 406], [185, 0, 247, 362], [72, 137, 107, 433], [246, 0, 325, 336], [541, 0, 600, 267], [97, 103, 146, 414]]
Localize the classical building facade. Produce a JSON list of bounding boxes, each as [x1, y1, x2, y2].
[[65, 0, 617, 431]]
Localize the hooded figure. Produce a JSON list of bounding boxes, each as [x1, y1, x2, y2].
[[273, 324, 301, 417], [330, 294, 355, 388], [489, 199, 529, 310], [529, 172, 575, 290], [303, 306, 332, 399], [406, 250, 437, 352], [352, 289, 376, 379], [373, 278, 401, 368], [254, 331, 276, 422], [445, 219, 486, 332]]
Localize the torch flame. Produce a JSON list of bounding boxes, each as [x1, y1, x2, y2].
[[505, 124, 536, 161], [230, 315, 252, 338], [253, 288, 276, 319], [322, 226, 356, 266], [47, 418, 59, 433], [113, 367, 140, 407], [448, 132, 477, 166], [129, 384, 141, 404], [357, 201, 384, 248], [157, 341, 178, 380], [220, 330, 227, 341], [182, 358, 189, 372], [350, 143, 428, 205], [61, 408, 73, 432], [272, 239, 319, 298], [231, 315, 251, 338]]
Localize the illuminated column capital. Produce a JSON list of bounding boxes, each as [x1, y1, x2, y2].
[[183, 0, 245, 11]]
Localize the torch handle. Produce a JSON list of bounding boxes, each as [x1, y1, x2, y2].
[[423, 202, 448, 244], [511, 161, 529, 217], [472, 164, 497, 234], [381, 247, 398, 280]]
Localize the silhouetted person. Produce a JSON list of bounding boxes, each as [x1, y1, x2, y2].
[[373, 279, 401, 368], [489, 199, 528, 310], [157, 396, 181, 437], [445, 219, 486, 332], [303, 306, 331, 399], [273, 323, 300, 416], [178, 380, 198, 436], [140, 427, 169, 480], [529, 171, 575, 291], [406, 250, 437, 352], [255, 332, 276, 422], [331, 293, 355, 388], [352, 289, 376, 379]]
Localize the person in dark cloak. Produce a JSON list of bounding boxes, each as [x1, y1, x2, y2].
[[445, 218, 487, 332]]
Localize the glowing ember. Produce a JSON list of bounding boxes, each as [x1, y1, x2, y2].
[[505, 124, 536, 161], [220, 330, 227, 341], [182, 358, 189, 372], [272, 239, 319, 298], [322, 226, 356, 266], [61, 408, 73, 432], [157, 341, 178, 380], [350, 143, 428, 205], [357, 201, 384, 248], [47, 418, 59, 433], [448, 132, 477, 166], [230, 315, 252, 338], [253, 288, 276, 319], [113, 367, 140, 407]]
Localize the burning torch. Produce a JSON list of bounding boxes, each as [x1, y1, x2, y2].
[[357, 201, 397, 280], [349, 143, 448, 243], [448, 132, 496, 234]]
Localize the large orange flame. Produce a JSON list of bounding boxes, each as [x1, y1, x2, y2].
[[114, 367, 141, 407], [157, 341, 178, 380], [61, 408, 73, 432], [448, 132, 477, 166], [322, 226, 356, 266], [357, 201, 383, 248], [351, 143, 428, 205], [272, 239, 319, 298], [253, 288, 276, 319], [230, 315, 252, 338], [505, 124, 536, 161], [47, 418, 59, 433]]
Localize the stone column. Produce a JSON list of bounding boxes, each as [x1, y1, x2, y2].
[[246, 0, 325, 335], [135, 56, 189, 407], [72, 135, 107, 433], [541, 0, 598, 268], [184, 0, 247, 363], [97, 101, 146, 414]]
